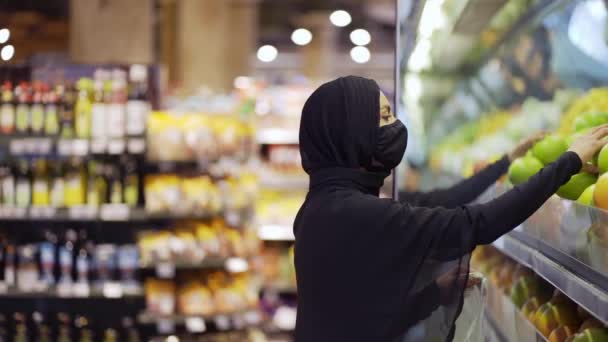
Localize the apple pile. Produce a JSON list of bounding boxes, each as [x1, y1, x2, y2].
[[508, 111, 608, 208], [472, 246, 608, 342]]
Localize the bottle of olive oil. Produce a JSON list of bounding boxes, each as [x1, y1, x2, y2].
[[60, 85, 76, 139], [0, 82, 14, 134], [75, 78, 92, 139], [15, 159, 31, 208], [30, 82, 45, 135], [44, 85, 60, 136], [32, 159, 49, 206], [15, 82, 31, 134]]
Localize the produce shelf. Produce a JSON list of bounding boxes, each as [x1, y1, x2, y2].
[[492, 229, 608, 325]]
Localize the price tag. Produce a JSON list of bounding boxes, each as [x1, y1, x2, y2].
[[72, 282, 90, 297], [23, 139, 37, 154], [243, 310, 261, 325], [108, 139, 126, 155], [231, 313, 245, 329], [68, 206, 98, 220], [214, 315, 231, 331], [33, 138, 52, 155], [57, 140, 73, 156], [100, 204, 130, 221], [185, 317, 206, 333], [90, 139, 107, 154], [29, 207, 56, 219], [102, 282, 123, 298], [128, 138, 146, 154], [156, 318, 175, 334], [72, 139, 89, 156], [56, 283, 73, 297], [155, 262, 175, 279], [9, 139, 26, 155], [13, 207, 26, 218]]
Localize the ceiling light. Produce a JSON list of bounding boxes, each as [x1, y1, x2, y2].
[[1, 45, 15, 61], [330, 10, 351, 27], [350, 29, 371, 46], [291, 28, 313, 46], [350, 46, 370, 64], [0, 29, 9, 44], [257, 45, 278, 63]]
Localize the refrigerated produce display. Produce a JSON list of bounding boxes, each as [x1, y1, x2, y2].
[[400, 0, 608, 340]]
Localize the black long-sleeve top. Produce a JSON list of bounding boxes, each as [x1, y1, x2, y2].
[[399, 155, 511, 208], [294, 152, 582, 342]]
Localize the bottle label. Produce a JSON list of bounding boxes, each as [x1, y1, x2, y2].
[[0, 104, 14, 132], [1, 177, 14, 205], [50, 178, 65, 207], [91, 103, 107, 138], [33, 180, 49, 206], [76, 104, 91, 138], [44, 104, 59, 135], [31, 104, 44, 133], [126, 100, 149, 135], [15, 104, 29, 132], [76, 255, 89, 281], [107, 103, 125, 138], [15, 181, 30, 207]]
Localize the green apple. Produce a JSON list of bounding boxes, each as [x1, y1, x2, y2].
[[597, 144, 608, 174], [532, 135, 569, 165], [588, 112, 608, 127], [510, 275, 547, 309], [508, 156, 544, 185], [577, 184, 596, 206], [557, 173, 597, 200], [575, 114, 596, 132]]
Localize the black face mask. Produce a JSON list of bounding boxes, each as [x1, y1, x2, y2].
[[369, 120, 408, 172]]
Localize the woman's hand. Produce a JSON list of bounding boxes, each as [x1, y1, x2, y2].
[[508, 132, 546, 162], [568, 124, 608, 166], [436, 267, 481, 305]]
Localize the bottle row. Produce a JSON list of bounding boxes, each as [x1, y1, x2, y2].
[[0, 66, 150, 139], [0, 157, 141, 209], [0, 312, 141, 342]]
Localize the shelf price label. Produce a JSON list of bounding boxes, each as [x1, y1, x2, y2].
[[156, 318, 175, 334], [29, 207, 57, 219], [214, 315, 231, 331], [127, 138, 146, 154], [155, 262, 175, 279], [185, 317, 206, 333], [68, 206, 98, 220], [100, 204, 130, 221]]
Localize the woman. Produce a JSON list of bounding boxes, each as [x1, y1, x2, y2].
[[294, 76, 607, 342]]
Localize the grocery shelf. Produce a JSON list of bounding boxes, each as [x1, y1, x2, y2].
[[138, 309, 262, 334], [0, 135, 146, 156], [0, 205, 220, 223], [493, 230, 608, 325], [139, 257, 235, 278]]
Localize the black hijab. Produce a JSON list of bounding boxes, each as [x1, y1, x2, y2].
[[294, 76, 473, 342], [300, 76, 381, 173]]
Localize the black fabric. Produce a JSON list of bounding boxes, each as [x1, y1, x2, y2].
[[294, 76, 583, 342], [399, 155, 511, 208]]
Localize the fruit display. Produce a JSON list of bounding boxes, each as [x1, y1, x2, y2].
[[430, 98, 563, 175], [473, 245, 608, 341], [559, 88, 608, 135]]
